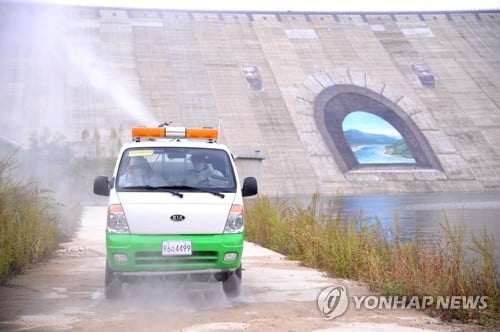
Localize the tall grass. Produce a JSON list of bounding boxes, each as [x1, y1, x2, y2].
[[0, 155, 59, 283], [245, 194, 499, 325]]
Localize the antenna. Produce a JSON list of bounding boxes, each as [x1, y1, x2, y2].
[[158, 121, 172, 128]]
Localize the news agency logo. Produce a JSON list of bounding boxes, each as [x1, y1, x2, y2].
[[317, 285, 489, 320], [316, 285, 349, 320]]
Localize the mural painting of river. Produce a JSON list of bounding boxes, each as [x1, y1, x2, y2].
[[342, 111, 416, 164]]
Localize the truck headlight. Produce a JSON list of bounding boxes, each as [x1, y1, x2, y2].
[[224, 205, 244, 233], [107, 204, 130, 234]]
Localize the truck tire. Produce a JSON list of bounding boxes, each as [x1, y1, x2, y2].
[[104, 261, 122, 299], [222, 266, 241, 298]]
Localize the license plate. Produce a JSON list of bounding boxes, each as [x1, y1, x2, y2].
[[162, 240, 192, 256]]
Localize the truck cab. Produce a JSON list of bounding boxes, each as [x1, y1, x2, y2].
[[93, 126, 257, 298]]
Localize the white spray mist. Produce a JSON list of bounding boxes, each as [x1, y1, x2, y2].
[[0, 4, 158, 144]]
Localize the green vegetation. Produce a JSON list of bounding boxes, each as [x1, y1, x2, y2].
[[0, 127, 121, 283], [385, 139, 413, 159], [0, 155, 59, 283], [245, 194, 499, 325], [0, 126, 116, 282]]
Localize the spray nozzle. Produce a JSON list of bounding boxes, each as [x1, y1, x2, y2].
[[158, 121, 172, 128]]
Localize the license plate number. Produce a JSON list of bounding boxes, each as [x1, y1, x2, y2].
[[162, 240, 192, 256]]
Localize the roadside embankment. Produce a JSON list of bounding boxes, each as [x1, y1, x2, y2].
[[0, 156, 58, 283], [0, 155, 81, 283], [244, 194, 499, 325]]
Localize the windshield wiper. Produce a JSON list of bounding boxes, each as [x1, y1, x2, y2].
[[163, 185, 225, 198], [121, 185, 183, 198]]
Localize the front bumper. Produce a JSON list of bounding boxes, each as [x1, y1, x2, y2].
[[106, 233, 243, 273]]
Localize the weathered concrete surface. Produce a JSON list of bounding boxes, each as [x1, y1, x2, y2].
[[0, 206, 481, 331], [0, 4, 499, 195]]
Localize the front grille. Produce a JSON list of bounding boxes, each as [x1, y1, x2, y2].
[[134, 251, 218, 265]]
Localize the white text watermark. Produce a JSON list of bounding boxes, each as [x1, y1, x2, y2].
[[317, 285, 488, 320]]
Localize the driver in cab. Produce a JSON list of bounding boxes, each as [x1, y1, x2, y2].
[[119, 156, 167, 187], [185, 152, 224, 186]]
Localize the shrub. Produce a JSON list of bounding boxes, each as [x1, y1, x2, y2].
[[0, 155, 59, 283], [245, 195, 499, 325]]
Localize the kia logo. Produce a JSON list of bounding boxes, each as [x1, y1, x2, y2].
[[170, 214, 185, 222]]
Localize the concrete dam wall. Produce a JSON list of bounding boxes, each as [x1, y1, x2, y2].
[[1, 4, 499, 195]]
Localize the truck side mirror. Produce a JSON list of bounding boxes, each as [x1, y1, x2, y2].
[[241, 177, 258, 197], [94, 176, 110, 196]]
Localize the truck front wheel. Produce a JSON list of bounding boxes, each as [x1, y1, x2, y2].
[[104, 261, 122, 299], [222, 266, 241, 298]]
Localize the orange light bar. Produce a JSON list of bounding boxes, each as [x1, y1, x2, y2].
[[132, 127, 165, 138], [186, 128, 218, 139]]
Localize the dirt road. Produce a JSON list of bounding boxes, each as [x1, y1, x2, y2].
[[0, 207, 480, 331]]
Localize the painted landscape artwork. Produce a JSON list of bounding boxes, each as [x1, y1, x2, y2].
[[342, 111, 416, 164]]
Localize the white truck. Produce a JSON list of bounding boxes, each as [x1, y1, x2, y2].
[[94, 126, 258, 298]]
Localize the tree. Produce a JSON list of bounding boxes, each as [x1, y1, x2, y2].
[[92, 129, 100, 159], [109, 128, 118, 158], [81, 129, 90, 159]]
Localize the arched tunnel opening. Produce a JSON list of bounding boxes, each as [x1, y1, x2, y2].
[[314, 84, 442, 172]]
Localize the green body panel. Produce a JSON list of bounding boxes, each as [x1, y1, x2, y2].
[[106, 232, 243, 271]]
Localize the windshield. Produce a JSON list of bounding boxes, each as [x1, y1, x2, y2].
[[116, 147, 236, 193]]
